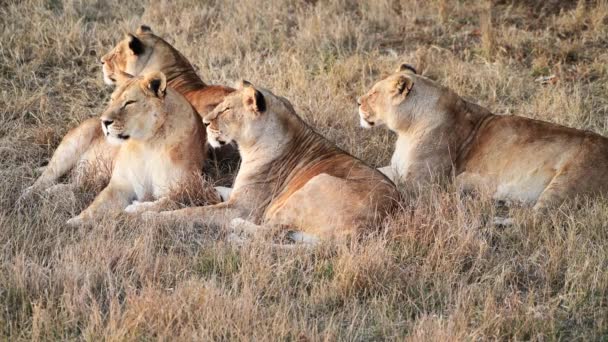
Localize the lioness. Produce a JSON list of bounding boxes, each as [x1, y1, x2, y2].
[[21, 26, 235, 200], [66, 71, 219, 226], [358, 64, 608, 210], [144, 81, 400, 241]]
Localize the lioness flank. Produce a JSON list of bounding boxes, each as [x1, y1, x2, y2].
[[145, 81, 400, 242], [358, 63, 608, 210]]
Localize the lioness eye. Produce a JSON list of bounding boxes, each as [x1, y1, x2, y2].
[[123, 100, 136, 108]]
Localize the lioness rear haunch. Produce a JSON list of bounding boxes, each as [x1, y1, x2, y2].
[[359, 63, 608, 210], [144, 81, 400, 242], [67, 71, 219, 226]]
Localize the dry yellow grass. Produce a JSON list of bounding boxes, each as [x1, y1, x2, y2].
[[2, 0, 608, 340]]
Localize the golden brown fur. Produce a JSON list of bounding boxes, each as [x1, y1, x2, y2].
[[359, 64, 608, 210], [145, 81, 400, 242], [21, 26, 236, 201], [67, 71, 219, 226]]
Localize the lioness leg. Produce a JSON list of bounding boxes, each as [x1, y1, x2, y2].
[[143, 202, 246, 227], [377, 166, 398, 183], [229, 218, 319, 246], [23, 118, 103, 196], [124, 197, 173, 214], [533, 161, 606, 211]]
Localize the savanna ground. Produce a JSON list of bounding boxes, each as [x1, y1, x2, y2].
[[2, 0, 608, 340]]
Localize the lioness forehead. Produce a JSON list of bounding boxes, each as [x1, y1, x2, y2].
[[110, 78, 141, 100]]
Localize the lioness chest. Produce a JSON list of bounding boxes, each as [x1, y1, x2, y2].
[[113, 142, 188, 200]]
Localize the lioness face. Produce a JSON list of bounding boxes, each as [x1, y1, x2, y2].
[[358, 64, 415, 130], [101, 26, 154, 85], [204, 81, 268, 149], [100, 71, 167, 144]]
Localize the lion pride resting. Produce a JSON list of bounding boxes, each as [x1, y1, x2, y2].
[[21, 26, 235, 200], [66, 71, 219, 226], [358, 64, 608, 210], [144, 81, 400, 242]]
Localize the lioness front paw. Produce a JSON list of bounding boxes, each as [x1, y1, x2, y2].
[[215, 186, 233, 202], [141, 211, 164, 221], [230, 218, 263, 236], [125, 200, 158, 214]]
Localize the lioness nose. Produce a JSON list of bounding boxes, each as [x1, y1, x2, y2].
[[102, 119, 113, 128], [356, 97, 362, 106], [203, 121, 210, 127]]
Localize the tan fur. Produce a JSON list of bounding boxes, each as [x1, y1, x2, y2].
[[66, 71, 218, 226], [21, 26, 235, 201], [359, 64, 608, 209], [145, 82, 400, 241]]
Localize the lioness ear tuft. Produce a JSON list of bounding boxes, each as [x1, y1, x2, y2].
[[237, 79, 253, 90], [128, 34, 145, 55], [397, 63, 417, 74], [242, 84, 266, 113], [136, 25, 152, 35], [142, 71, 167, 98], [395, 75, 414, 95]]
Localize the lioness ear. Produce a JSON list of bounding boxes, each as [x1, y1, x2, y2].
[[394, 75, 414, 95], [136, 25, 153, 35], [396, 63, 417, 74], [127, 34, 145, 55], [142, 71, 167, 98], [236, 80, 253, 91], [241, 81, 266, 113]]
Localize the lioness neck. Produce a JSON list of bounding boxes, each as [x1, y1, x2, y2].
[[399, 92, 493, 156], [235, 114, 339, 191], [165, 66, 207, 95], [148, 93, 200, 147]]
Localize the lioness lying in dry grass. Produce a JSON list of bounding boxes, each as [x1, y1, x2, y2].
[[358, 64, 608, 210], [67, 71, 219, 226], [144, 81, 400, 242]]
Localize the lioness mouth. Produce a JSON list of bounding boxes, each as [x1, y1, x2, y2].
[[364, 119, 375, 126], [117, 133, 130, 140]]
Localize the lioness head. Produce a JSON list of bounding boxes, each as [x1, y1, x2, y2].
[[100, 25, 158, 85], [100, 71, 168, 144], [203, 81, 293, 149], [357, 63, 417, 130]]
